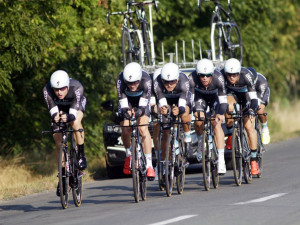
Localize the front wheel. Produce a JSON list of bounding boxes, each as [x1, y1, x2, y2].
[[202, 132, 211, 191], [157, 130, 165, 191], [232, 127, 243, 186], [176, 137, 186, 194], [131, 139, 140, 203], [242, 130, 252, 184], [58, 144, 69, 209], [165, 133, 174, 197]]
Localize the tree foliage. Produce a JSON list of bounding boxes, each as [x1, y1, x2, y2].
[[0, 0, 299, 159]]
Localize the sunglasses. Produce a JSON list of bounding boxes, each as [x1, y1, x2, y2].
[[226, 73, 239, 77], [198, 73, 213, 78], [53, 86, 68, 92], [125, 80, 140, 85], [162, 79, 177, 85]]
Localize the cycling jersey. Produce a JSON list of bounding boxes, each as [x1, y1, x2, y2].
[[153, 72, 192, 113], [189, 69, 227, 115], [43, 79, 86, 122], [221, 67, 258, 111], [256, 73, 270, 106], [116, 70, 152, 119]]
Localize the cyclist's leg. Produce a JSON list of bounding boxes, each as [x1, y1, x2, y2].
[[193, 97, 206, 145], [225, 95, 236, 149], [244, 114, 259, 175], [53, 132, 63, 166], [138, 115, 155, 178], [70, 111, 87, 170], [181, 105, 192, 156], [258, 103, 270, 144], [120, 117, 132, 175], [212, 118, 226, 174]]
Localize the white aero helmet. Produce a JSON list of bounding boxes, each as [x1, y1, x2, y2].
[[153, 68, 162, 81], [224, 58, 241, 74], [196, 58, 214, 75], [161, 63, 179, 81], [123, 62, 142, 82], [50, 70, 70, 88]]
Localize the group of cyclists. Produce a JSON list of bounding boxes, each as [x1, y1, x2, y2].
[[116, 58, 270, 181], [43, 57, 270, 197]]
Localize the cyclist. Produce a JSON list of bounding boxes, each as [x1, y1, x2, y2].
[[189, 58, 227, 175], [248, 67, 271, 145], [43, 70, 87, 196], [117, 62, 155, 180], [153, 63, 192, 160], [222, 58, 259, 175]]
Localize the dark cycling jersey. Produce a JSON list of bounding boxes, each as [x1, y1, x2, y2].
[[189, 69, 227, 115], [153, 72, 192, 114], [221, 67, 258, 111], [43, 79, 86, 122], [256, 73, 270, 106], [116, 70, 152, 118]]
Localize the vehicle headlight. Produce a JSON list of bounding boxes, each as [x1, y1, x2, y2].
[[106, 125, 113, 133], [113, 127, 122, 133]]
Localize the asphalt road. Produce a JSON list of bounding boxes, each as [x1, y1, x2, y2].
[[1, 138, 300, 225]]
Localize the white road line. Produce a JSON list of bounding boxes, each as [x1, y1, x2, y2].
[[233, 193, 287, 205], [148, 215, 197, 225]]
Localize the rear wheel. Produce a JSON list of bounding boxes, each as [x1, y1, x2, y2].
[[58, 144, 69, 209], [131, 139, 139, 203], [232, 127, 242, 186], [165, 133, 174, 197], [202, 132, 211, 191]]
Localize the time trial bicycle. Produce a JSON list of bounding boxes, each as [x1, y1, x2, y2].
[[42, 122, 84, 209]]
